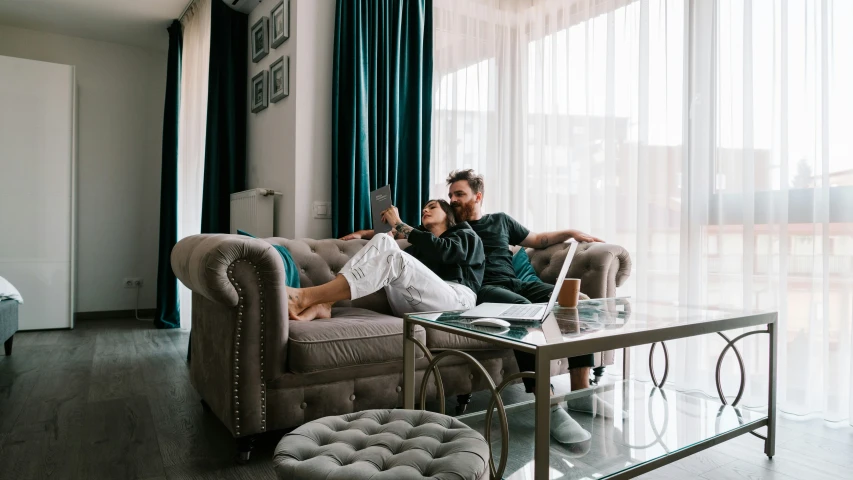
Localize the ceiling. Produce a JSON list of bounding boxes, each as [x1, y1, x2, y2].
[[0, 0, 192, 51]]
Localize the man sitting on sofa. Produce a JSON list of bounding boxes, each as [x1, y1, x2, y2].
[[342, 169, 613, 445]]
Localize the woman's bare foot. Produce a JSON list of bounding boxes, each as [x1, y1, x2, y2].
[[290, 302, 333, 321], [316, 302, 333, 318], [287, 288, 308, 319]]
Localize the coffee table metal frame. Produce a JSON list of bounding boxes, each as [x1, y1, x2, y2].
[[402, 304, 777, 480]]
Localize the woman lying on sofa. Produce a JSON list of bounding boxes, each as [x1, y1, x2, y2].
[[286, 199, 485, 321]]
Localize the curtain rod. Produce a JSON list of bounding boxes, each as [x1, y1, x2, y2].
[[178, 0, 198, 21]]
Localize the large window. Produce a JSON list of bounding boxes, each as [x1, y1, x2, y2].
[[432, 0, 853, 425], [715, 0, 853, 192], [433, 58, 495, 191]]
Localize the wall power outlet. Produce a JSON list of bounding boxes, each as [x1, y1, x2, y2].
[[123, 277, 143, 288]]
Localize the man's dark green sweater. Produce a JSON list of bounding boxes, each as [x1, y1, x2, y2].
[[404, 222, 485, 293]]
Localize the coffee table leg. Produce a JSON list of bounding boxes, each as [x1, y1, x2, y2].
[[534, 352, 550, 480], [622, 346, 631, 440], [403, 318, 416, 409], [765, 320, 777, 458]]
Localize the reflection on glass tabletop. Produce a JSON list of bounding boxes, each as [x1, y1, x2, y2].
[[407, 297, 774, 347]]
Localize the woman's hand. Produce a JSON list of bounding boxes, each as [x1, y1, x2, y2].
[[382, 206, 414, 239], [381, 206, 402, 227], [340, 229, 373, 240]]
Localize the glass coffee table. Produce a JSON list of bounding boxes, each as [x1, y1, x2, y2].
[[402, 298, 777, 480]]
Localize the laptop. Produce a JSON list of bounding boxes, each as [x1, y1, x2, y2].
[[460, 239, 579, 321]]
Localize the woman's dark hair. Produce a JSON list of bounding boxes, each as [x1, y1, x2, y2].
[[426, 199, 457, 228]]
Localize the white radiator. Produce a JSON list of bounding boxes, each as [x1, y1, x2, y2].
[[230, 188, 277, 238]]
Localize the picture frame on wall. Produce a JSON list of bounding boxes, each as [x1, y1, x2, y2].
[[270, 56, 289, 103], [251, 70, 268, 113], [271, 0, 289, 48], [251, 17, 269, 63]]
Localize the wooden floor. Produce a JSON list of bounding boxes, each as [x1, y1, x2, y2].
[[1, 319, 851, 479]]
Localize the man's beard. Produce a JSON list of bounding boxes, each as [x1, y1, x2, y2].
[[452, 199, 478, 222]]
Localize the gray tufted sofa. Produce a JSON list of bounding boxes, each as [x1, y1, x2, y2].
[[171, 234, 631, 459]]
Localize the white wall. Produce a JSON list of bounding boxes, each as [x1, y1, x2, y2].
[[293, 0, 335, 239], [0, 25, 166, 313], [247, 0, 298, 238], [247, 0, 335, 239]]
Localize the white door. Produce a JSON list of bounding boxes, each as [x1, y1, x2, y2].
[[0, 55, 75, 330]]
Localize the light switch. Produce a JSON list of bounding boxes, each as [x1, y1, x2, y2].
[[313, 201, 332, 219]]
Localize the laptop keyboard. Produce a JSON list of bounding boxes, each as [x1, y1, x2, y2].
[[500, 304, 543, 318]]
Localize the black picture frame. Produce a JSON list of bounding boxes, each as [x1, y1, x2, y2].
[[251, 70, 269, 113], [271, 0, 289, 48], [270, 56, 289, 102], [251, 17, 269, 63]]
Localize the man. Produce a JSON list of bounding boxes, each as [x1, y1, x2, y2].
[[341, 170, 610, 444], [445, 169, 614, 443]]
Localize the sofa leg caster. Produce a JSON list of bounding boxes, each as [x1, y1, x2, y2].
[[236, 436, 255, 465], [455, 393, 473, 415], [3, 335, 12, 356], [592, 366, 605, 385]]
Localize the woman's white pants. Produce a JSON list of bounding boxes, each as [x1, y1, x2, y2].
[[339, 234, 476, 316]]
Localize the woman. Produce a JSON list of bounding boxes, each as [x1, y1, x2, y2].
[[287, 199, 485, 320]]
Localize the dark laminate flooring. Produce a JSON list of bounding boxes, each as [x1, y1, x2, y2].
[[0, 319, 279, 480], [1, 319, 851, 479]]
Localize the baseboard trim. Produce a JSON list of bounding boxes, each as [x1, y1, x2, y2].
[[74, 309, 156, 321]]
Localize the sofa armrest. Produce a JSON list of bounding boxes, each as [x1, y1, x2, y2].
[[170, 234, 281, 306], [526, 242, 632, 298], [171, 234, 289, 437]]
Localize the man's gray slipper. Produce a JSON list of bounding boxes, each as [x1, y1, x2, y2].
[[550, 405, 592, 444]]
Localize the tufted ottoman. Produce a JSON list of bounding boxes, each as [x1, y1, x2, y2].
[[273, 409, 490, 480]]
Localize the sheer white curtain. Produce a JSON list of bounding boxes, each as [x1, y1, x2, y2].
[[432, 0, 853, 425], [177, 0, 211, 329], [688, 0, 853, 424]]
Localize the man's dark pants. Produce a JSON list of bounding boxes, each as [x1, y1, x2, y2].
[[477, 279, 594, 393]]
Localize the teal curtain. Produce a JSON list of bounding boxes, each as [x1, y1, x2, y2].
[[332, 0, 433, 237], [154, 20, 182, 329], [202, 0, 248, 234]]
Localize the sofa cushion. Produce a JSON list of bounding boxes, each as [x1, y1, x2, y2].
[[512, 248, 542, 283], [288, 307, 426, 374]]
